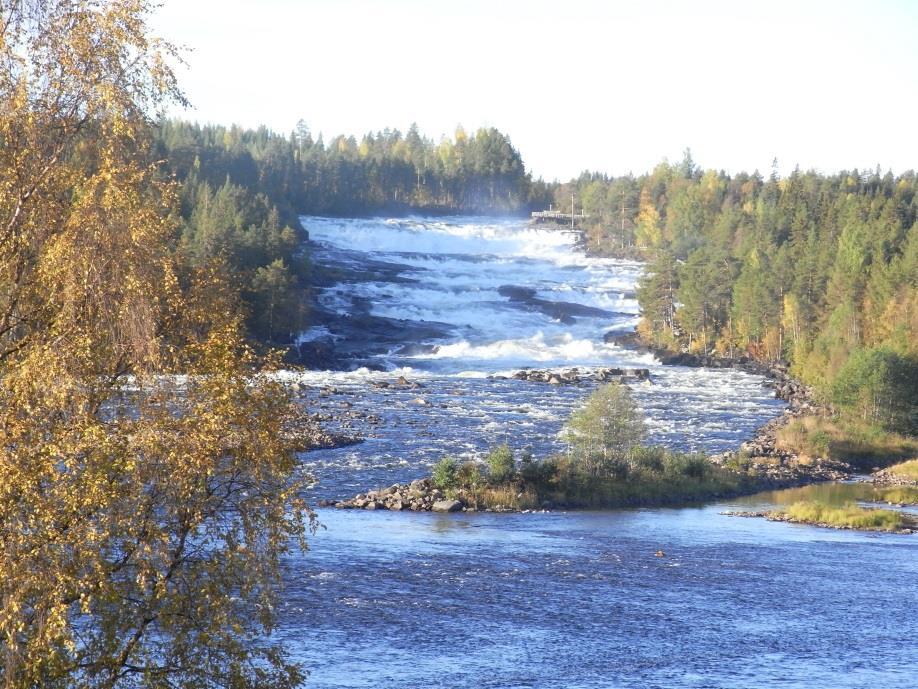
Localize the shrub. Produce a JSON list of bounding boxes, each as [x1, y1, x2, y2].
[[455, 461, 483, 489], [487, 444, 515, 484], [520, 455, 561, 486], [632, 445, 665, 473], [432, 457, 458, 490]]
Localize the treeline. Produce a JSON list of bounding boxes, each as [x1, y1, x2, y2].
[[563, 153, 916, 434], [156, 119, 540, 217], [154, 120, 545, 345]]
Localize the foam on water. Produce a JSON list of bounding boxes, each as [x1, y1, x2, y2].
[[293, 214, 789, 478], [303, 215, 644, 372]]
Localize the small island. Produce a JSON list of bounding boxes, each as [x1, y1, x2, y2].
[[330, 382, 837, 513]]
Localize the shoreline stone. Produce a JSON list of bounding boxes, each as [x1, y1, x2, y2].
[[871, 468, 918, 486]]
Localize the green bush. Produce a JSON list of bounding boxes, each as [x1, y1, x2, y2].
[[520, 456, 560, 486], [632, 446, 665, 473], [830, 346, 918, 435], [487, 444, 515, 484], [432, 457, 458, 490]]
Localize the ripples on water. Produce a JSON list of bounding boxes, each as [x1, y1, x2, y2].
[[280, 217, 917, 688], [283, 507, 917, 689]]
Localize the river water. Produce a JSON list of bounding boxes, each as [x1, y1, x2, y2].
[[281, 216, 917, 688]]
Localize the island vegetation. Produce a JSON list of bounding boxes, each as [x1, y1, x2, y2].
[[739, 501, 914, 533]]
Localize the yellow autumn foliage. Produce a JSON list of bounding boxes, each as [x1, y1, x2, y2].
[[0, 2, 309, 687]]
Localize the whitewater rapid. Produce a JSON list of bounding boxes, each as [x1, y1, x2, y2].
[[290, 216, 784, 498], [302, 215, 646, 372]]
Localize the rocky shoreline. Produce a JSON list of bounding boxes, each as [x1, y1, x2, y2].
[[319, 478, 480, 513], [871, 468, 918, 486], [605, 332, 855, 487]]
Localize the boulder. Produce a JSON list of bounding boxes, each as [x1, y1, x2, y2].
[[432, 499, 463, 513]]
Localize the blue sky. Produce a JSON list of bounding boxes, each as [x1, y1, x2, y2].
[[153, 0, 918, 180]]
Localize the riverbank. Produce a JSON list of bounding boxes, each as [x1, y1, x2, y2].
[[325, 470, 811, 514], [604, 332, 866, 483], [724, 502, 916, 534]]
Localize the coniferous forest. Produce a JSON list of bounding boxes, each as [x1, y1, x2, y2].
[[154, 119, 545, 343], [554, 156, 917, 436]]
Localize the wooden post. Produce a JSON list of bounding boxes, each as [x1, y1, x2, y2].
[[620, 189, 626, 250]]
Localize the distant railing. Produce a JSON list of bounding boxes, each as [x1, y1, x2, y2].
[[530, 210, 589, 222]]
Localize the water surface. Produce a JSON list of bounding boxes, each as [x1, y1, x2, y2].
[[281, 216, 916, 688]]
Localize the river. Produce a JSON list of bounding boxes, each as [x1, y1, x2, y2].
[[280, 216, 917, 688]]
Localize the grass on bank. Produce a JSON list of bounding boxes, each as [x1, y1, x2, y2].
[[883, 459, 918, 481], [429, 385, 768, 511], [875, 486, 918, 505], [778, 501, 905, 531], [776, 415, 918, 470]]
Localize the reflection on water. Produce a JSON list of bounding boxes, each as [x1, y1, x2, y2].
[[736, 481, 918, 513]]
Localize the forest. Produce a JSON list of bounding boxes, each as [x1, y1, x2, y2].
[[556, 154, 917, 436], [157, 118, 917, 437]]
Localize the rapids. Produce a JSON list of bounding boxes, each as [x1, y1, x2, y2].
[[293, 216, 784, 499]]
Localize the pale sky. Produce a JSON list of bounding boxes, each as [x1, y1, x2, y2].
[[153, 0, 918, 181]]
